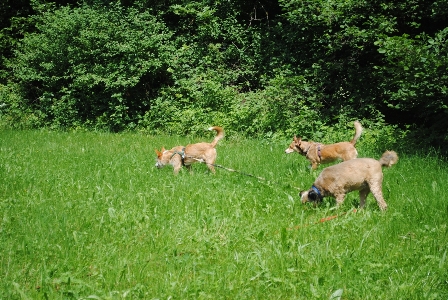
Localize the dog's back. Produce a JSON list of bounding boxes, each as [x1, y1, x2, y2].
[[316, 157, 382, 189], [317, 151, 398, 188]]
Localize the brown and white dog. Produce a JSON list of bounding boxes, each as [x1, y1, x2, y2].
[[285, 121, 363, 169], [300, 150, 398, 211], [155, 126, 224, 174]]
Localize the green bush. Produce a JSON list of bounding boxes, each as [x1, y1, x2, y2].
[[0, 83, 43, 129], [375, 28, 448, 143], [10, 4, 174, 130], [139, 72, 239, 135]]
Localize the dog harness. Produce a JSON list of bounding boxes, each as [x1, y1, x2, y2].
[[316, 143, 322, 161], [171, 147, 186, 165], [302, 143, 322, 161]]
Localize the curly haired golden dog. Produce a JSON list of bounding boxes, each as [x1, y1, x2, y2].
[[300, 150, 398, 211], [285, 121, 363, 169], [155, 126, 224, 174]]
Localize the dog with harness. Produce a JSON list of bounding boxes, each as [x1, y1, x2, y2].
[[285, 121, 363, 170], [155, 126, 224, 174]]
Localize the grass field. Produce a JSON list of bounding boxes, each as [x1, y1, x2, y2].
[[1, 129, 447, 299]]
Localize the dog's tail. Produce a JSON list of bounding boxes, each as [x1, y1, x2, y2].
[[350, 120, 363, 145], [209, 126, 225, 148], [379, 150, 399, 167]]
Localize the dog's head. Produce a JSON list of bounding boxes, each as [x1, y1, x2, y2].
[[285, 136, 304, 154], [300, 186, 323, 204], [155, 147, 169, 169]]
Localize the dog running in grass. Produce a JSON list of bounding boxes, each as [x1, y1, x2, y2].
[[299, 150, 399, 211], [155, 126, 224, 174], [285, 121, 363, 169]]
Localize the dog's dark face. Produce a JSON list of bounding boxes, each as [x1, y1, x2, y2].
[[300, 188, 323, 204]]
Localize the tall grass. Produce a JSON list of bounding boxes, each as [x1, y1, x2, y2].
[[1, 129, 447, 299]]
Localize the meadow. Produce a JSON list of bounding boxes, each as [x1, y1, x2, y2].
[[1, 129, 447, 299]]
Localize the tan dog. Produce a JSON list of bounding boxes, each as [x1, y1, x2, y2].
[[300, 150, 398, 211], [155, 126, 224, 174], [285, 121, 363, 169]]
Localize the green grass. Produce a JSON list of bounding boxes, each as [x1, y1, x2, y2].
[[1, 129, 447, 299]]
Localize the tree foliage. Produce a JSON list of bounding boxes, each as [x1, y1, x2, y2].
[[375, 29, 448, 126], [0, 0, 447, 147], [9, 4, 173, 130]]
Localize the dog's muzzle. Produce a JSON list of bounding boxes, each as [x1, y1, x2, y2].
[[155, 161, 163, 169], [300, 191, 309, 203], [285, 148, 294, 154]]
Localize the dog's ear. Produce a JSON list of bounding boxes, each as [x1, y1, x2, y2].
[[155, 149, 162, 157]]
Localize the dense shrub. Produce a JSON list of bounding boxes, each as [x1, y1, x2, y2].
[[10, 4, 173, 130], [375, 27, 448, 137], [0, 83, 44, 128], [275, 0, 448, 145]]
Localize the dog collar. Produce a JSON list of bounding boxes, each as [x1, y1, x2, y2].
[[317, 143, 322, 160], [311, 185, 323, 199]]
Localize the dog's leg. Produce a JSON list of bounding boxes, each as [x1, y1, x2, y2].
[[335, 194, 346, 207], [204, 150, 217, 173], [372, 192, 387, 211], [206, 163, 216, 173], [368, 180, 388, 211], [171, 157, 183, 175], [359, 187, 370, 209], [173, 165, 182, 175]]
